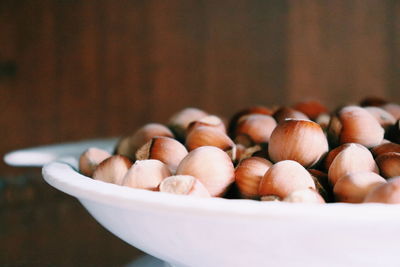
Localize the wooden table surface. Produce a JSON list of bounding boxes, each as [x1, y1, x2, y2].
[[0, 168, 144, 266]]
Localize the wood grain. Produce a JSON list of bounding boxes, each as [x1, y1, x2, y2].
[[1, 1, 400, 265], [287, 0, 393, 107], [1, 0, 398, 166]]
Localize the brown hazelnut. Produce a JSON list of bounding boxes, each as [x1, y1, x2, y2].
[[273, 107, 309, 124], [328, 143, 378, 185], [115, 123, 174, 160], [228, 106, 273, 135], [187, 115, 226, 134], [135, 136, 188, 173], [323, 143, 353, 171], [364, 106, 396, 130], [371, 142, 400, 158], [315, 113, 331, 131], [168, 107, 208, 141], [92, 155, 133, 184], [333, 172, 386, 203], [235, 157, 273, 199], [122, 159, 172, 190], [375, 152, 400, 178], [258, 160, 316, 199], [79, 147, 111, 177], [364, 177, 400, 203], [185, 126, 235, 154], [292, 100, 328, 120], [328, 106, 384, 148], [234, 114, 277, 144], [382, 103, 400, 120], [176, 146, 235, 197], [268, 119, 329, 168]]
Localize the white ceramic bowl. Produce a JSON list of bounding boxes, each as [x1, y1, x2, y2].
[[6, 140, 400, 267]]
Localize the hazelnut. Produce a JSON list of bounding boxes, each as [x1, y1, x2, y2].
[[375, 152, 400, 178], [292, 100, 328, 120], [364, 177, 400, 203], [323, 143, 353, 171], [176, 146, 235, 197], [315, 113, 331, 131], [328, 143, 378, 185], [168, 107, 208, 141], [258, 160, 316, 199], [268, 119, 329, 168], [135, 136, 188, 173], [79, 147, 111, 177], [187, 115, 226, 134], [234, 114, 277, 144], [115, 123, 174, 160], [228, 106, 273, 135], [333, 172, 386, 203], [122, 159, 171, 190], [283, 189, 325, 204], [235, 157, 273, 199], [159, 175, 211, 197], [371, 142, 400, 158], [328, 106, 384, 148], [364, 106, 396, 130], [382, 103, 400, 120], [185, 126, 235, 154], [273, 107, 309, 124], [92, 155, 133, 184]]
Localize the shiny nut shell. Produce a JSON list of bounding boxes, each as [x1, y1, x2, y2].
[[333, 172, 386, 203], [234, 114, 277, 144], [228, 106, 273, 135], [258, 160, 316, 198], [268, 119, 329, 168], [79, 147, 111, 177], [92, 155, 133, 184], [371, 142, 400, 158], [168, 107, 208, 141], [135, 136, 188, 173], [273, 107, 309, 124], [364, 177, 400, 203], [375, 152, 400, 178], [185, 126, 235, 152], [176, 146, 235, 197], [337, 106, 384, 148], [115, 123, 174, 160], [122, 159, 172, 190], [235, 157, 272, 199], [328, 143, 378, 185], [292, 100, 328, 120], [364, 106, 396, 129]]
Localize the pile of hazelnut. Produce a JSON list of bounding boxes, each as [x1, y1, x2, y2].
[[79, 97, 400, 204]]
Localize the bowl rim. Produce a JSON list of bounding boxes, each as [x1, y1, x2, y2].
[[42, 160, 400, 221]]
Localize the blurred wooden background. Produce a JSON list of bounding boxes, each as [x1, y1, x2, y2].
[[0, 0, 399, 265]]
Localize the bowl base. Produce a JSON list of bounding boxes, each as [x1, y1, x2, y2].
[[125, 254, 187, 267]]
